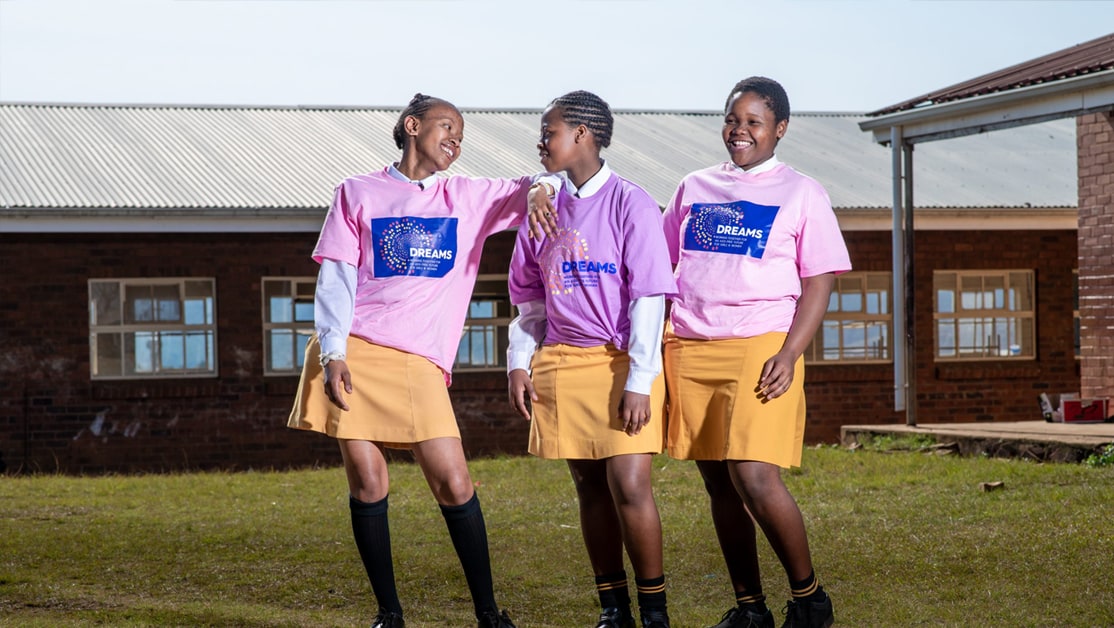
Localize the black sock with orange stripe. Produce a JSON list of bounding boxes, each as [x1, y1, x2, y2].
[[635, 575, 667, 614], [788, 569, 826, 602], [595, 571, 631, 610]]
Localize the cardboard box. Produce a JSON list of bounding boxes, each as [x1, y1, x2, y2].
[[1061, 398, 1110, 423]]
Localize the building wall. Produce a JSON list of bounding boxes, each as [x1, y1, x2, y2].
[[1077, 111, 1114, 402], [805, 230, 1079, 439], [0, 227, 1080, 474]]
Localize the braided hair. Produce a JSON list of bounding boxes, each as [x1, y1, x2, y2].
[[392, 93, 458, 149], [724, 77, 790, 124], [547, 90, 614, 148]]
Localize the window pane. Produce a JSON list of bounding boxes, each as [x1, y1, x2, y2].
[[269, 329, 294, 370], [90, 282, 121, 326], [294, 300, 314, 322], [184, 332, 210, 369], [93, 332, 123, 377], [469, 301, 496, 318], [131, 331, 155, 373], [153, 284, 181, 322], [937, 320, 956, 357], [936, 288, 955, 314], [127, 286, 154, 323], [840, 293, 863, 313], [269, 296, 294, 323], [161, 332, 185, 369]]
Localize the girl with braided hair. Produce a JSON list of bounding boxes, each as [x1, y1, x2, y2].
[[288, 93, 555, 628], [506, 90, 677, 628]]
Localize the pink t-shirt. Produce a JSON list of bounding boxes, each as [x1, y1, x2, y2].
[[509, 172, 677, 349], [662, 162, 851, 340], [313, 167, 531, 374]]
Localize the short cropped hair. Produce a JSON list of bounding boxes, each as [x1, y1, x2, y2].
[[724, 77, 790, 124]]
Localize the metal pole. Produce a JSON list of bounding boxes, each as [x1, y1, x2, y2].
[[903, 142, 917, 426], [890, 126, 906, 412]]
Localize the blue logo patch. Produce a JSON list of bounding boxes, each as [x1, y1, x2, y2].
[[372, 216, 458, 277], [682, 200, 779, 258]]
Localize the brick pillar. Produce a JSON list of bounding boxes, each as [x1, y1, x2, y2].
[[1077, 111, 1114, 402]]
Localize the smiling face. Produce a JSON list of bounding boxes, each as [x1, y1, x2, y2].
[[722, 91, 787, 171], [401, 103, 464, 177], [537, 106, 583, 175]]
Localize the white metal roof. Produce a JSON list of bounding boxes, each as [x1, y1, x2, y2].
[[0, 103, 1077, 214]]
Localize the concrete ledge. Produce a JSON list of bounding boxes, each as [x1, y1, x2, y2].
[[840, 421, 1114, 463]]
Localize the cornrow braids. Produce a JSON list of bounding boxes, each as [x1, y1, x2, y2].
[[392, 93, 457, 149], [548, 90, 614, 148], [725, 77, 790, 124]]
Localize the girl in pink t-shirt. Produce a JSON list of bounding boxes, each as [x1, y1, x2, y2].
[[662, 78, 849, 628], [507, 91, 676, 628], [288, 94, 550, 628]]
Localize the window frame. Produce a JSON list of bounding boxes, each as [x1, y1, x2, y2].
[[932, 269, 1036, 362], [804, 271, 892, 365], [88, 277, 218, 380], [454, 274, 513, 373], [261, 276, 316, 376]]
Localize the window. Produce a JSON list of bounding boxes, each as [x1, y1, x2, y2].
[[89, 279, 217, 379], [934, 270, 1035, 360], [804, 272, 891, 363], [455, 275, 513, 371], [262, 277, 316, 375]]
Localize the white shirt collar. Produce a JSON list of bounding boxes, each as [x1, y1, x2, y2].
[[388, 163, 438, 190], [558, 160, 611, 199], [733, 155, 781, 175]]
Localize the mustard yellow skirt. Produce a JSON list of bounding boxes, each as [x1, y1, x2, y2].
[[287, 335, 460, 448], [664, 331, 806, 468], [528, 343, 666, 460]]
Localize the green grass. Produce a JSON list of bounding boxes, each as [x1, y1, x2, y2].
[[2, 447, 1113, 627]]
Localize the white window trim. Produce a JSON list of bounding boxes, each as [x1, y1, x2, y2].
[[933, 269, 1036, 362], [261, 276, 316, 376], [89, 277, 218, 380]]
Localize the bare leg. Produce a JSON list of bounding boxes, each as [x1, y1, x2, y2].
[[696, 460, 763, 596], [605, 453, 663, 579], [567, 459, 625, 576], [728, 460, 813, 582]]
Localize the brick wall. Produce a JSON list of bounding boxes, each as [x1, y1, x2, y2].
[[0, 226, 1081, 474], [803, 230, 1080, 441], [1077, 112, 1114, 401]]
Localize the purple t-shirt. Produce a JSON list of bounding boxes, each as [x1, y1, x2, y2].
[[313, 167, 531, 374], [662, 162, 851, 340], [509, 172, 677, 349]]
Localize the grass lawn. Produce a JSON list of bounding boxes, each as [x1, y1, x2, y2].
[[1, 445, 1112, 627]]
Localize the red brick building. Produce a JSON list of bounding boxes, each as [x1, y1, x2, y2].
[[1, 38, 1108, 473]]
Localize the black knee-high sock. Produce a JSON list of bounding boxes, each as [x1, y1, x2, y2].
[[440, 492, 497, 617], [350, 495, 403, 615], [595, 570, 631, 610]]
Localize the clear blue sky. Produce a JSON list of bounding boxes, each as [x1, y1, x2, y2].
[[1, 0, 1112, 112]]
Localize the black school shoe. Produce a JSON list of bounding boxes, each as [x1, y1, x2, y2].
[[371, 611, 405, 628], [478, 609, 517, 628], [710, 605, 775, 628], [640, 607, 670, 628], [781, 592, 834, 628], [596, 606, 636, 628]]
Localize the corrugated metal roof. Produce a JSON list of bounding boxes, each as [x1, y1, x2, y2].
[[0, 103, 1077, 212], [869, 32, 1114, 116]]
